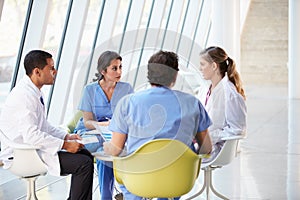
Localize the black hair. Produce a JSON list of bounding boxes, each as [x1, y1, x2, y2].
[[24, 50, 52, 76]]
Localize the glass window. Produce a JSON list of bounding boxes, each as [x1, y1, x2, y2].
[[0, 0, 27, 113], [0, 0, 210, 125]]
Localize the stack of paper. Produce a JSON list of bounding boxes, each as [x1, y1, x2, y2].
[[92, 124, 112, 141]]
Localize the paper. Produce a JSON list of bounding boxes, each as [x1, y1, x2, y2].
[[77, 136, 99, 145], [92, 151, 113, 161], [92, 124, 112, 141]]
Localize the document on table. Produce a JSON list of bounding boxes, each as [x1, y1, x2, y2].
[[89, 123, 112, 141], [92, 151, 113, 162], [76, 136, 99, 145]]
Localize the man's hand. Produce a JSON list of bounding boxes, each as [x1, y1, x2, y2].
[[62, 140, 84, 153]]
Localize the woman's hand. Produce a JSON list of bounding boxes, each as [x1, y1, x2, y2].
[[97, 121, 110, 126]]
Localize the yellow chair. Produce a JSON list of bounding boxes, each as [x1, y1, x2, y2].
[[113, 139, 206, 199], [65, 111, 83, 133], [64, 110, 111, 134]]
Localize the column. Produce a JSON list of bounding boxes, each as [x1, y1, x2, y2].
[[288, 0, 300, 99], [207, 0, 241, 71], [47, 0, 90, 125]]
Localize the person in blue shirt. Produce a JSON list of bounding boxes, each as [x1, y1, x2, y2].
[[103, 50, 212, 200], [75, 51, 133, 200]]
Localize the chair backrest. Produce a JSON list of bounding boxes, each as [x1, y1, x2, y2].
[[209, 136, 243, 167], [0, 129, 47, 178], [66, 111, 83, 133], [113, 139, 202, 198]]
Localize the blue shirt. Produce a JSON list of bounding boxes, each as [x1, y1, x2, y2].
[[109, 86, 212, 154], [75, 81, 133, 132]]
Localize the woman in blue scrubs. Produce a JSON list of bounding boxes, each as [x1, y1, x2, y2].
[[75, 51, 133, 200]]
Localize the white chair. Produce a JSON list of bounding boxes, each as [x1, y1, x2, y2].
[[0, 129, 47, 200], [186, 135, 244, 200]]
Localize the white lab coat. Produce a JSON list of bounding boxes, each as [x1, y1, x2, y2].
[[0, 76, 67, 176], [197, 76, 247, 161]]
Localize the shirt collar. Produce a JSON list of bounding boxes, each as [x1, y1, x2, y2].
[[22, 75, 43, 98]]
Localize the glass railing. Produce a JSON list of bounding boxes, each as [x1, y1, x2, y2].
[[0, 0, 213, 125]]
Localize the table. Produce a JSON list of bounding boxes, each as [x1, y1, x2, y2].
[[92, 151, 114, 162]]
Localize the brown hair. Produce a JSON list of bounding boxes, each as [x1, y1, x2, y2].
[[200, 46, 246, 99]]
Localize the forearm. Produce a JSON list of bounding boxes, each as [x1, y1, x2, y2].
[[84, 119, 98, 130], [103, 132, 127, 156], [103, 142, 123, 156], [196, 130, 212, 154], [85, 120, 110, 131]]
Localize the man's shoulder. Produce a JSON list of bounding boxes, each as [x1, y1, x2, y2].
[[172, 90, 197, 100], [8, 84, 31, 100]]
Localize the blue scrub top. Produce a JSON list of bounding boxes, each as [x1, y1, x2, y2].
[[75, 81, 133, 133], [109, 86, 212, 154]]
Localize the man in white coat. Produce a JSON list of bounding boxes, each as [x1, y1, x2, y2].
[[0, 50, 94, 200]]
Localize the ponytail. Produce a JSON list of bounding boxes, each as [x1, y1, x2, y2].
[[226, 57, 246, 100]]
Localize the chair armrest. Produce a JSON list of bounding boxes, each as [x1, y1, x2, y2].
[[198, 154, 210, 159], [221, 135, 244, 141]]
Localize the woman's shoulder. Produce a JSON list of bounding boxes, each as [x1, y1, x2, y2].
[[116, 81, 134, 91], [81, 82, 99, 96], [85, 81, 98, 87], [117, 81, 132, 87], [222, 78, 245, 101], [84, 81, 99, 90]]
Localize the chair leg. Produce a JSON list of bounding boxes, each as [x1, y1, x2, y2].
[[185, 168, 210, 199], [206, 169, 211, 200], [186, 167, 230, 200], [25, 177, 38, 200], [209, 174, 229, 200]]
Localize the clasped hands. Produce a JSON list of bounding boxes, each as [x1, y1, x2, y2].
[[62, 134, 84, 153]]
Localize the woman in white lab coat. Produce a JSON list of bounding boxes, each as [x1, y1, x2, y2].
[[197, 46, 247, 162]]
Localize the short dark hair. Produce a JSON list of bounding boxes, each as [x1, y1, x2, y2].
[[24, 50, 52, 76], [147, 50, 179, 87]]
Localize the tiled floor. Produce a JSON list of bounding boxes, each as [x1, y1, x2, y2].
[[1, 84, 300, 200], [183, 84, 300, 200]]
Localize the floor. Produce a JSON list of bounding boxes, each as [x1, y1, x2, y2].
[[0, 84, 300, 200]]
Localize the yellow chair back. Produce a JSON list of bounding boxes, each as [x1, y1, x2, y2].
[[113, 139, 202, 198], [66, 111, 83, 133]]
